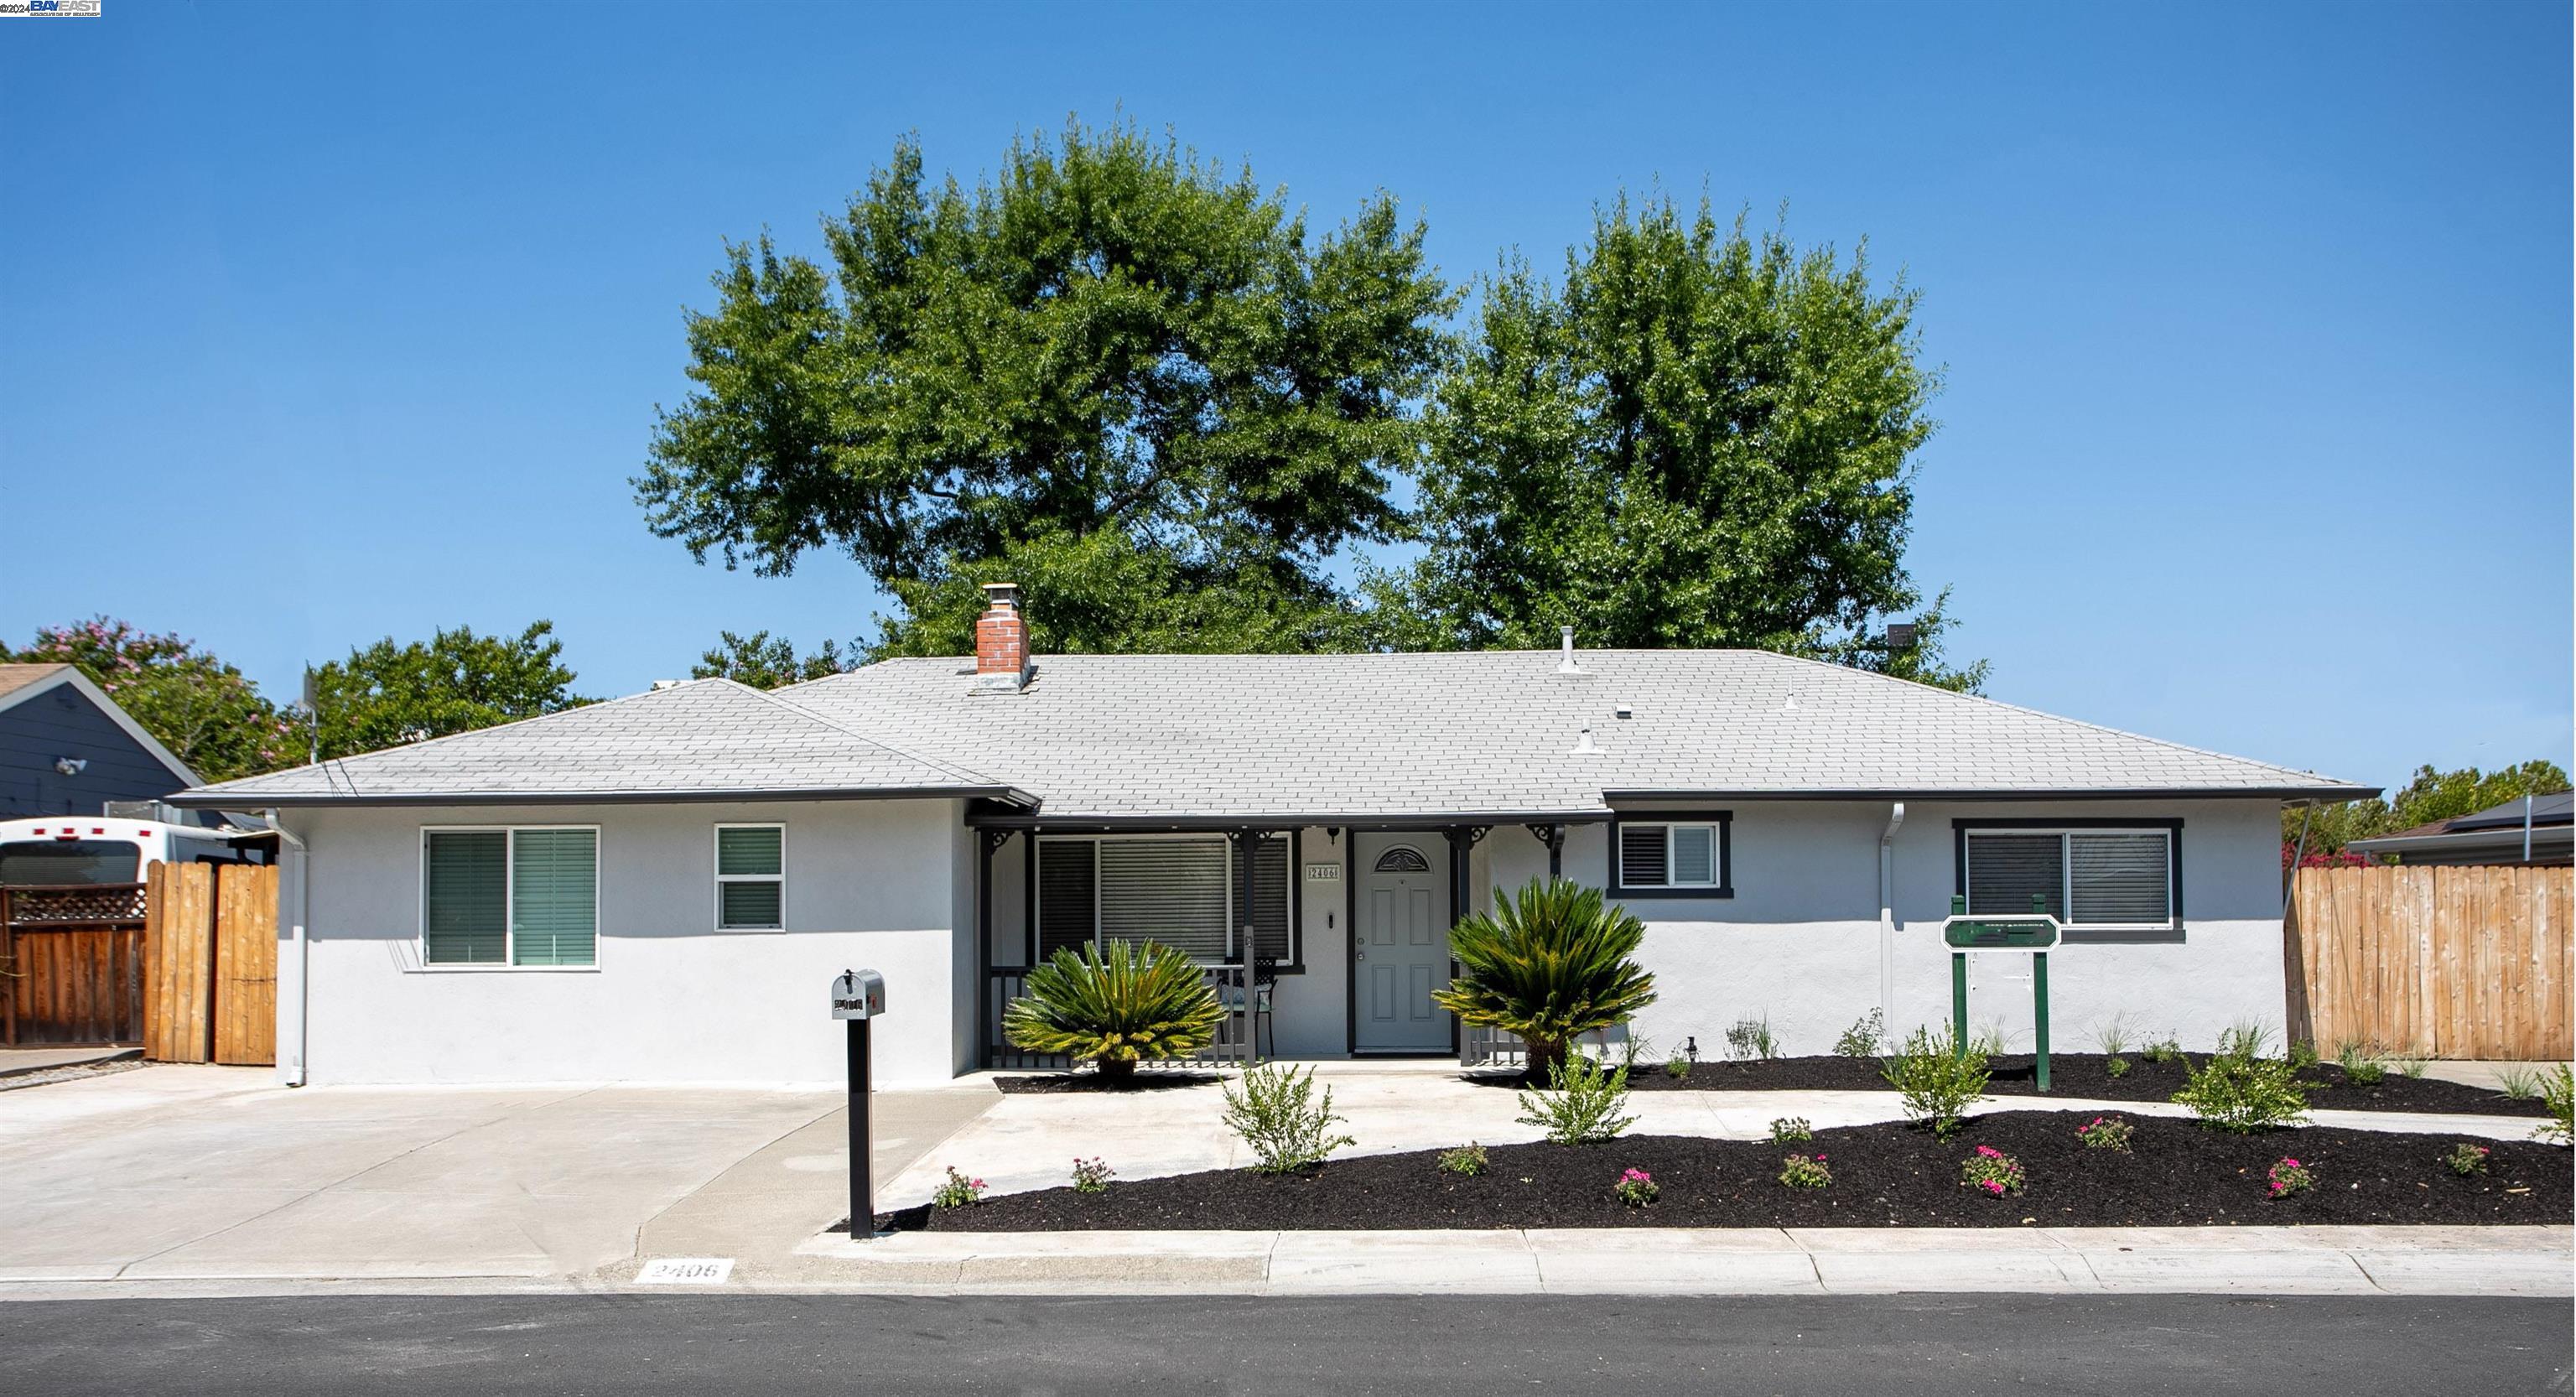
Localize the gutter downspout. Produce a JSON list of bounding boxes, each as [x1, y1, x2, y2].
[[266, 808, 309, 1087], [1877, 802, 1906, 1028]]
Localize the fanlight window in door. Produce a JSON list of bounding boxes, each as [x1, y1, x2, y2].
[[1373, 846, 1431, 874]]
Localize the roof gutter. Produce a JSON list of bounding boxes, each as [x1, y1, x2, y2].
[[962, 809, 1613, 832], [164, 783, 1041, 811], [1602, 786, 2383, 803]]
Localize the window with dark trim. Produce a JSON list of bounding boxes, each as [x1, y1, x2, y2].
[[1033, 834, 1297, 965], [1607, 813, 1733, 897], [1954, 818, 2183, 941]]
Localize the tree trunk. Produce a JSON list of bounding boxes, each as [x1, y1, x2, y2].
[[1522, 1036, 1568, 1088], [1093, 1055, 1138, 1084]]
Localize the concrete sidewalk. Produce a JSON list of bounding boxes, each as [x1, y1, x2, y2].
[[880, 1066, 2553, 1209], [787, 1223, 2574, 1298]]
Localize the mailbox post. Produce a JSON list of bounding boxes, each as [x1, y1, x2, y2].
[[830, 969, 886, 1238], [1939, 895, 2062, 1092]]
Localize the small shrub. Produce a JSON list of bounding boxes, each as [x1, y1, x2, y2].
[[1069, 1156, 1114, 1194], [932, 1166, 985, 1208], [2495, 1064, 2545, 1100], [2173, 1051, 2310, 1133], [1768, 1116, 1813, 1144], [1725, 1016, 1779, 1061], [1614, 1034, 1654, 1072], [2104, 1056, 2132, 1080], [2444, 1142, 2490, 1177], [2265, 1156, 2315, 1198], [2342, 1056, 2386, 1087], [1778, 1152, 1831, 1189], [1664, 1054, 1691, 1080], [2217, 1020, 2276, 1059], [2388, 1054, 2429, 1080], [1833, 1009, 1885, 1058], [1613, 1166, 1659, 1207], [2141, 1036, 2183, 1065], [1880, 1025, 1990, 1138], [1515, 1053, 1638, 1145], [1438, 1143, 1489, 1176], [1968, 1022, 2009, 1058], [2287, 1038, 2320, 1072], [2077, 1114, 2134, 1151], [1222, 1065, 1357, 1173], [2091, 1013, 2132, 1058], [1959, 1144, 2026, 1197], [2537, 1064, 2573, 1145]]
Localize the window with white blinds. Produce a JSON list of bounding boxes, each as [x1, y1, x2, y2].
[[1966, 828, 2174, 927], [422, 827, 598, 967], [1034, 835, 1296, 963], [1613, 819, 1729, 891]]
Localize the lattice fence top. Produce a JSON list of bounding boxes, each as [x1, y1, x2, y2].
[[2, 883, 149, 927]]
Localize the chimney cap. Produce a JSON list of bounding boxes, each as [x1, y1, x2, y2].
[[981, 581, 1021, 608]]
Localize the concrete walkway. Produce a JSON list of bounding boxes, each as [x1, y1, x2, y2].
[[880, 1065, 2553, 1209], [788, 1223, 2574, 1298]]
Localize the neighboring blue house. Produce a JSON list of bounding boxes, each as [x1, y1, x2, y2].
[[0, 663, 204, 822]]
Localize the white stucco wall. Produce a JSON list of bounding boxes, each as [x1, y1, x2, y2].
[[293, 797, 970, 1088], [1552, 799, 2288, 1061]]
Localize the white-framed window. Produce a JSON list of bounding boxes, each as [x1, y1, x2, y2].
[[420, 825, 599, 968], [1612, 814, 1732, 896], [1033, 833, 1296, 965], [714, 823, 786, 931], [1963, 827, 2176, 929]]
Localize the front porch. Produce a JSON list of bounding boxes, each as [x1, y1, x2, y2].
[[965, 813, 1593, 1072]]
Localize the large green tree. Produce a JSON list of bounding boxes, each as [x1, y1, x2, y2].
[[636, 118, 1455, 657], [2284, 759, 2570, 857], [1375, 198, 1985, 690], [5, 618, 293, 782], [311, 622, 588, 758]]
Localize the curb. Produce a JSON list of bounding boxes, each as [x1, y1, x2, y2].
[[787, 1223, 2575, 1298]]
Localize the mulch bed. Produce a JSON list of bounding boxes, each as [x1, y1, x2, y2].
[[1614, 1052, 2552, 1117], [877, 1111, 2569, 1233], [994, 1072, 1223, 1094]]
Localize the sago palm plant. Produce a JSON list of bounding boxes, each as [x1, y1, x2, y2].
[[1433, 877, 1658, 1083], [1003, 939, 1225, 1081]]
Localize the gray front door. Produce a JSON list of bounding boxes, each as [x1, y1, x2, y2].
[[1355, 840, 1450, 1051]]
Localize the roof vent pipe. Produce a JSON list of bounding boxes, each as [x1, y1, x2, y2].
[[1557, 625, 1581, 674], [1571, 725, 1597, 755]]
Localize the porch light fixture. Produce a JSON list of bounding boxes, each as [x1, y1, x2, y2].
[[53, 757, 86, 776]]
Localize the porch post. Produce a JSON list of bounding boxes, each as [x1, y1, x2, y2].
[[974, 829, 1006, 1068], [1229, 828, 1255, 1062], [1524, 823, 1566, 879]]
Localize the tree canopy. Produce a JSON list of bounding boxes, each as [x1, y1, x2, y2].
[[636, 118, 1455, 657], [690, 630, 860, 689], [310, 622, 588, 759], [2284, 760, 2570, 856], [4, 618, 293, 782], [1374, 198, 1983, 690]]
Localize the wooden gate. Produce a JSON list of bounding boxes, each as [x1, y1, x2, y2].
[[143, 862, 277, 1065], [0, 883, 148, 1045], [2287, 863, 2571, 1061]]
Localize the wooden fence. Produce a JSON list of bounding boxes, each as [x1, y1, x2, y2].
[[142, 861, 277, 1065], [0, 882, 148, 1045], [2287, 863, 2571, 1061]]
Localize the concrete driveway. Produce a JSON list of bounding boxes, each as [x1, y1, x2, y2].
[[0, 1066, 993, 1288]]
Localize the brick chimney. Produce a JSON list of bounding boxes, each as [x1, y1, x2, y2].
[[973, 582, 1031, 693]]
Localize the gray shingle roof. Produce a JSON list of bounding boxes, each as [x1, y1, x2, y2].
[[170, 650, 2372, 814], [169, 678, 1025, 808]]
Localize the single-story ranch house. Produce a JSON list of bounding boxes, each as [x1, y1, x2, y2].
[[169, 586, 2374, 1088]]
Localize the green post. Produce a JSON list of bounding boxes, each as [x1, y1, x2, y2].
[[2033, 952, 2050, 1093], [1948, 894, 1969, 1055], [2029, 891, 2051, 1092]]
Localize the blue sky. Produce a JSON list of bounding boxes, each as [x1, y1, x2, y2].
[[3, 1, 2567, 795]]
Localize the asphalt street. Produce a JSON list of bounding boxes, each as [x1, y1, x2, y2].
[[1, 1292, 2564, 1395]]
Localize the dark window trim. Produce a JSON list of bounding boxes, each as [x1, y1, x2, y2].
[[1030, 829, 1306, 973], [1607, 810, 1734, 899], [1951, 817, 2184, 944]]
